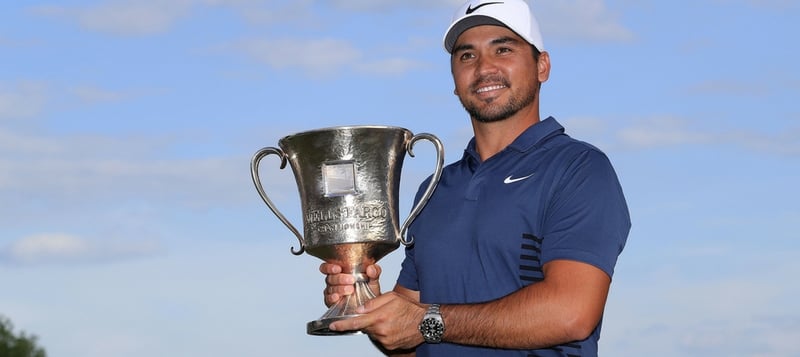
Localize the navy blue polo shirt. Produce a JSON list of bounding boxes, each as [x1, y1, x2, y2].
[[398, 117, 630, 357]]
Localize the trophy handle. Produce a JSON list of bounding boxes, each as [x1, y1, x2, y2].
[[399, 133, 445, 246], [250, 147, 306, 255]]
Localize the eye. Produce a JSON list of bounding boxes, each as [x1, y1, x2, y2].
[[497, 47, 512, 54], [459, 52, 476, 61]]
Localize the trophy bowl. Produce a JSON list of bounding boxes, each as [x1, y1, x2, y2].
[[250, 125, 444, 335]]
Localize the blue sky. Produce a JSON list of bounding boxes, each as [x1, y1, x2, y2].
[[1, 0, 798, 356]]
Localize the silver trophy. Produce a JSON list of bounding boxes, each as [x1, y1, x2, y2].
[[250, 126, 444, 335]]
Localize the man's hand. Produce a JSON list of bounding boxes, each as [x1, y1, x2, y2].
[[328, 291, 427, 351], [320, 263, 382, 307]]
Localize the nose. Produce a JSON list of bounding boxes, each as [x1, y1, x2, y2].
[[475, 54, 499, 76]]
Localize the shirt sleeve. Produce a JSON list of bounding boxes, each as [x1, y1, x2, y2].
[[541, 147, 631, 278], [396, 244, 419, 291]]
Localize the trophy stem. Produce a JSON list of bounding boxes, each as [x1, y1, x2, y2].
[[307, 273, 376, 335]]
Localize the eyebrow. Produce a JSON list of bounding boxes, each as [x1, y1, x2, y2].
[[491, 36, 521, 46], [452, 36, 522, 54]]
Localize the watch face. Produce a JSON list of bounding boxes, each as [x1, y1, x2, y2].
[[420, 317, 444, 342]]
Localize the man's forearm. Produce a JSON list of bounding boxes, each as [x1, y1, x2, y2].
[[439, 285, 574, 348], [439, 260, 610, 349]]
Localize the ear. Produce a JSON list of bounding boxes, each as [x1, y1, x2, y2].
[[537, 51, 551, 83]]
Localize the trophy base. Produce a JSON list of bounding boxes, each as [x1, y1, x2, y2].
[[307, 315, 363, 336], [307, 276, 375, 336]]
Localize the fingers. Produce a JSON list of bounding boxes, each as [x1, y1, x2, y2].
[[320, 263, 384, 308], [324, 288, 347, 307], [328, 314, 368, 333], [319, 262, 342, 275], [321, 263, 357, 307], [319, 263, 356, 285], [328, 294, 389, 332], [366, 264, 382, 279], [321, 263, 381, 277]]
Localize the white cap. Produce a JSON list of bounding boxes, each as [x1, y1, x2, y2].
[[443, 0, 544, 54]]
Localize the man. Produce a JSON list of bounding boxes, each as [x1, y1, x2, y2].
[[321, 0, 631, 355]]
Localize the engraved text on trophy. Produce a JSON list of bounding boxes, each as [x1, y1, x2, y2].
[[306, 204, 389, 234]]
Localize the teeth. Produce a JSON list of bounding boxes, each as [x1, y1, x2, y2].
[[476, 85, 506, 93]]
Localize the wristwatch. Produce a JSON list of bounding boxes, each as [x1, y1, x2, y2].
[[418, 304, 445, 344]]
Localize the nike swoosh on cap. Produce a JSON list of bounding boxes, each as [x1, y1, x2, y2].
[[466, 1, 504, 15], [503, 173, 534, 184]]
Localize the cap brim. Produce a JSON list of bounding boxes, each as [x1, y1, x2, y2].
[[444, 15, 505, 54]]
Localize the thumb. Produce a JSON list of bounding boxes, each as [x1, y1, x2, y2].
[[366, 264, 382, 279]]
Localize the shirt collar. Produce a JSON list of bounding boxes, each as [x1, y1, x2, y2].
[[463, 116, 564, 162], [507, 116, 564, 152]]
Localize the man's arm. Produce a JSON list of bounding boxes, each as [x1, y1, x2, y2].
[[330, 259, 610, 351], [441, 259, 610, 349]]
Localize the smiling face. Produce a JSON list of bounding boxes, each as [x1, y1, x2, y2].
[[451, 25, 549, 124]]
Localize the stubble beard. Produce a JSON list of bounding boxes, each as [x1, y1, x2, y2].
[[460, 77, 537, 123]]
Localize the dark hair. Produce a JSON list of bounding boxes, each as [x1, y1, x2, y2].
[[532, 45, 541, 60]]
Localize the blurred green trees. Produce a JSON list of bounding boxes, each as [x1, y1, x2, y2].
[[0, 315, 46, 357]]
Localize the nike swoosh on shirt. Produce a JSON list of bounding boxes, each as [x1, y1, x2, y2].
[[466, 2, 503, 14], [503, 173, 534, 184]]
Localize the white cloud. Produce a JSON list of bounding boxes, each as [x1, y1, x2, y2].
[[538, 0, 636, 44], [29, 0, 315, 35], [31, 0, 193, 36], [617, 116, 712, 148], [27, 0, 635, 48], [322, 0, 636, 45], [562, 115, 711, 151], [563, 115, 800, 156], [687, 79, 771, 97], [0, 35, 39, 48], [0, 233, 160, 265], [225, 35, 434, 77], [27, 1, 439, 78], [329, 0, 457, 11], [645, 316, 800, 356], [203, 0, 320, 26], [355, 58, 429, 76], [0, 123, 266, 212], [687, 74, 800, 98], [230, 38, 363, 77], [604, 251, 800, 356], [0, 82, 48, 120], [715, 0, 800, 10], [0, 150, 249, 206], [723, 127, 800, 157]]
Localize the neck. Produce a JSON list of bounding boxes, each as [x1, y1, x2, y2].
[[471, 105, 540, 161]]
